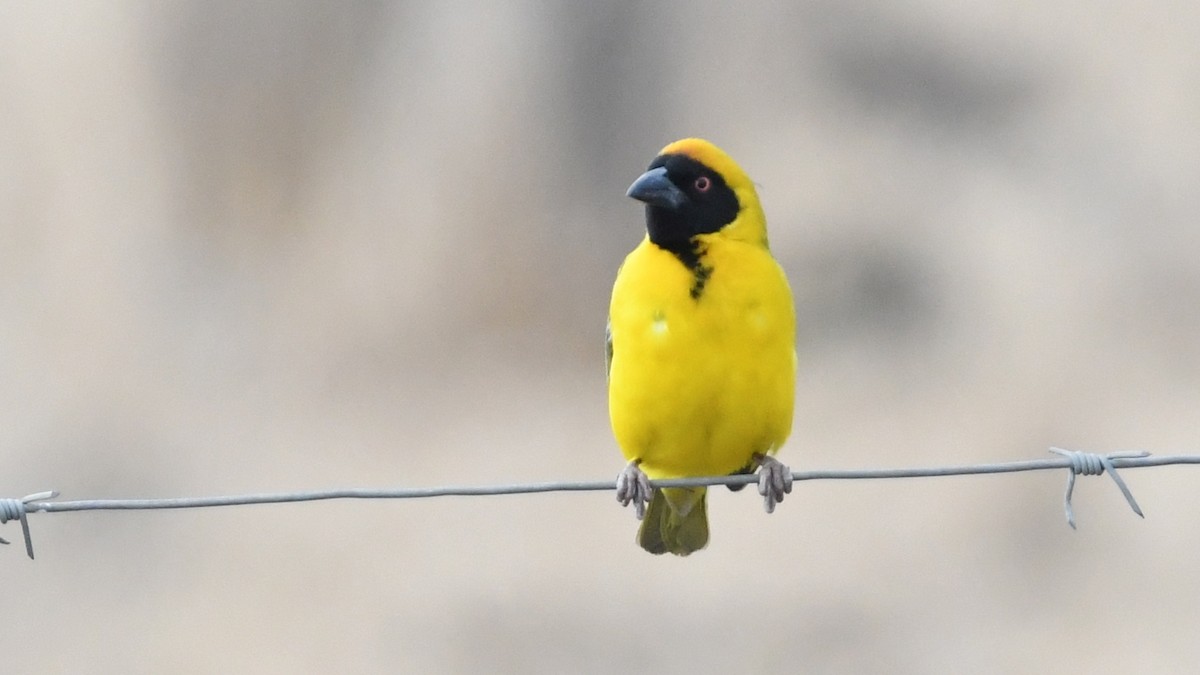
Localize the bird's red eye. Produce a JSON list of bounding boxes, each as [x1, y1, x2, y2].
[[694, 176, 711, 193]]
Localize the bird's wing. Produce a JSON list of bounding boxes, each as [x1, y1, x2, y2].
[[605, 318, 613, 382]]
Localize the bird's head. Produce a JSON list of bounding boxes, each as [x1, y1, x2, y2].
[[626, 138, 768, 252]]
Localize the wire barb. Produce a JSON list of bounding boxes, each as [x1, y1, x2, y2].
[[1049, 448, 1148, 529], [0, 491, 58, 559]]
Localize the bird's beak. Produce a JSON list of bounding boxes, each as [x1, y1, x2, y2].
[[627, 166, 687, 210]]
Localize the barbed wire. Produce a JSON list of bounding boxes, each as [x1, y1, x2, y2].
[[4, 448, 1199, 560]]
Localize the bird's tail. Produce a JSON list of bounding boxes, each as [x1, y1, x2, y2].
[[637, 487, 709, 556]]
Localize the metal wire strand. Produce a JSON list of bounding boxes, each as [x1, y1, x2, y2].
[[4, 450, 1199, 560], [1048, 448, 1148, 529], [0, 492, 59, 560]]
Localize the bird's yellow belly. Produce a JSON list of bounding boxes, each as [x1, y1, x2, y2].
[[608, 247, 795, 479]]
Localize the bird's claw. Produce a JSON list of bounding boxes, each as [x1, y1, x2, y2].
[[616, 460, 652, 520], [755, 454, 793, 514]]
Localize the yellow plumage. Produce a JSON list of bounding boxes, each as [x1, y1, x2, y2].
[[608, 138, 796, 555]]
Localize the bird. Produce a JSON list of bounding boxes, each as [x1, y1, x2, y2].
[[607, 138, 796, 556]]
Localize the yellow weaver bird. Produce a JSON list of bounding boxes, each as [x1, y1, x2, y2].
[[608, 138, 796, 556]]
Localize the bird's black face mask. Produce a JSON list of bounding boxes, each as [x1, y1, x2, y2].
[[627, 154, 740, 255]]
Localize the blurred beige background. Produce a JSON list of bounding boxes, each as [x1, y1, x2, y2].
[[2, 1, 1199, 673]]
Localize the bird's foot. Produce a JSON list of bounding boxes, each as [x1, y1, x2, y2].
[[755, 454, 793, 514], [616, 460, 652, 520]]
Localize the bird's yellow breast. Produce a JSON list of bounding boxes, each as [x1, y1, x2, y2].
[[607, 235, 796, 479]]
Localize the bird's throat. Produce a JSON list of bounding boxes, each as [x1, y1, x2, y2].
[[651, 238, 712, 301]]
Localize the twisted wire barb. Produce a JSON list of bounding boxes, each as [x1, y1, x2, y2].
[[5, 450, 1200, 559], [0, 492, 59, 559], [1049, 448, 1147, 529]]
